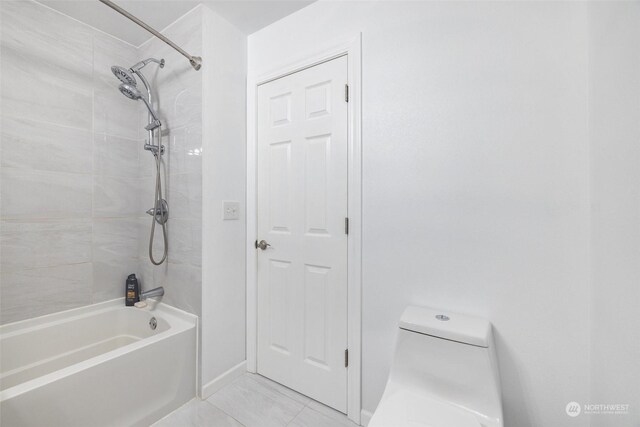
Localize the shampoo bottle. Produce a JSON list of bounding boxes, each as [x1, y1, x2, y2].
[[125, 274, 140, 306]]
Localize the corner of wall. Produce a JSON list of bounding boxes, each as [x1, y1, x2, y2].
[[200, 4, 248, 388]]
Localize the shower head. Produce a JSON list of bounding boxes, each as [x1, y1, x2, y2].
[[111, 66, 137, 86], [113, 59, 164, 133], [118, 83, 141, 100], [118, 83, 162, 130]]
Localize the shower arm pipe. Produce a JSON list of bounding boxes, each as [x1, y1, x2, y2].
[[98, 0, 202, 71]]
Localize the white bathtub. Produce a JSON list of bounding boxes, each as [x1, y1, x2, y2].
[[0, 299, 197, 427]]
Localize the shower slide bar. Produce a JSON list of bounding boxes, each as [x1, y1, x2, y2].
[[98, 0, 202, 71]]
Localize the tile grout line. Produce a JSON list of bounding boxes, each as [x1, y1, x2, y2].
[[302, 399, 356, 427], [201, 373, 249, 427], [216, 373, 307, 427], [204, 373, 354, 427], [199, 398, 247, 427], [255, 373, 314, 406], [285, 399, 309, 427], [248, 373, 353, 427]]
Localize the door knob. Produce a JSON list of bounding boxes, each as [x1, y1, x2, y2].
[[255, 240, 271, 250]]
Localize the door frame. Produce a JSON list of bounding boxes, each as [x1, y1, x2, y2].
[[246, 34, 362, 424]]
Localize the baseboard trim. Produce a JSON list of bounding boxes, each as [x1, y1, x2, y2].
[[360, 409, 373, 426], [200, 360, 247, 399]]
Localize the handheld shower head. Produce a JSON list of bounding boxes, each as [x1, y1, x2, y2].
[[118, 83, 162, 130], [118, 83, 141, 100], [111, 66, 137, 86], [112, 59, 164, 133]]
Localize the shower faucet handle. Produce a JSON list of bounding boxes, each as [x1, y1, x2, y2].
[[146, 200, 169, 225]]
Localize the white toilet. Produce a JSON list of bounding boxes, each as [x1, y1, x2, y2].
[[369, 306, 503, 427]]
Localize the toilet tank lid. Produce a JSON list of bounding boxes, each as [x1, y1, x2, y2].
[[399, 306, 492, 348]]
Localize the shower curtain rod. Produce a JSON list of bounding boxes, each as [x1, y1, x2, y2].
[[98, 0, 202, 71]]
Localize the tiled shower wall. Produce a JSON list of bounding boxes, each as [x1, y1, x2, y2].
[[137, 7, 203, 316], [0, 0, 205, 324], [0, 0, 142, 323]]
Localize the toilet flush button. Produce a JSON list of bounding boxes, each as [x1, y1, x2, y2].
[[435, 314, 450, 321]]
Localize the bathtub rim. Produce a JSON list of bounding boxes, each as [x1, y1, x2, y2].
[[0, 298, 194, 335], [0, 298, 198, 402]]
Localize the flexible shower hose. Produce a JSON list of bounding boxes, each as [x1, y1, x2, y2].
[[149, 129, 168, 265]]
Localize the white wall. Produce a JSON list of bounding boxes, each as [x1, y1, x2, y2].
[[201, 5, 247, 391], [1, 0, 141, 323], [589, 2, 640, 426], [249, 2, 592, 426]]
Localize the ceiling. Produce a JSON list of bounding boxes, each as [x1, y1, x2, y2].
[[37, 0, 315, 45]]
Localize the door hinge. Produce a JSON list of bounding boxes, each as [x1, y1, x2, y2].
[[344, 84, 349, 102], [345, 349, 349, 368], [345, 217, 349, 235]]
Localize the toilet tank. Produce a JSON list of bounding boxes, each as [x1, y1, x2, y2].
[[386, 306, 503, 427]]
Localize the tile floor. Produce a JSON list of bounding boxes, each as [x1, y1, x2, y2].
[[152, 373, 360, 427]]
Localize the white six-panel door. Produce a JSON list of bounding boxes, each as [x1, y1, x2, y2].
[[256, 55, 348, 412]]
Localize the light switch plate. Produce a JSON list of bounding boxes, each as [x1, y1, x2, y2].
[[223, 200, 240, 220]]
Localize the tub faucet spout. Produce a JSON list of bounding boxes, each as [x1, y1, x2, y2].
[[140, 286, 164, 301]]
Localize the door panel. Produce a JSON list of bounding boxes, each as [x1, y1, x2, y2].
[[257, 55, 348, 412]]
